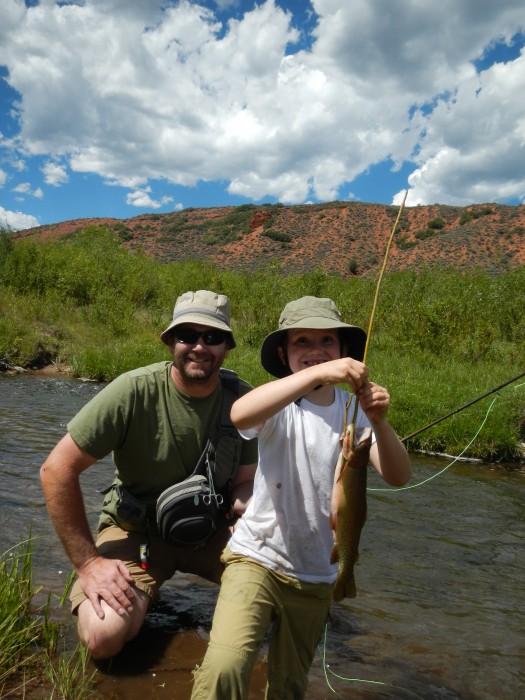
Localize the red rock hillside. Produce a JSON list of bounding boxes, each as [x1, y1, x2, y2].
[[15, 201, 525, 277]]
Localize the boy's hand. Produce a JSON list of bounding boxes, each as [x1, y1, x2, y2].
[[358, 381, 390, 424], [317, 357, 368, 392]]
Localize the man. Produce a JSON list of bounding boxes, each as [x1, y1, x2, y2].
[[40, 290, 257, 660]]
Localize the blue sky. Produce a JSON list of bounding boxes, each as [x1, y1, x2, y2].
[[0, 0, 524, 230]]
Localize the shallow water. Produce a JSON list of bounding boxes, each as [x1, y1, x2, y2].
[[1, 374, 524, 699]]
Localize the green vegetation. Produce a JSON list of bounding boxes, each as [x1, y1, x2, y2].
[[0, 538, 96, 698], [428, 217, 445, 229], [1, 226, 524, 461], [262, 228, 292, 243], [414, 228, 437, 241], [459, 206, 495, 225], [157, 203, 281, 247], [413, 217, 447, 242], [348, 257, 358, 275], [395, 233, 417, 249]]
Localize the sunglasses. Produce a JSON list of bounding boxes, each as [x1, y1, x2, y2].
[[174, 327, 229, 346]]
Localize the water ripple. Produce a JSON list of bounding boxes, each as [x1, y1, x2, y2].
[[1, 375, 524, 698]]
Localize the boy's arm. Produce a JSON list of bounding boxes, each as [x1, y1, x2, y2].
[[230, 358, 368, 430], [369, 421, 411, 486], [359, 382, 411, 487]]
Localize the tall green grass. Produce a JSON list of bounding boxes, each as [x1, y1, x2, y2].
[[0, 538, 96, 698], [1, 227, 524, 461], [0, 539, 42, 690]]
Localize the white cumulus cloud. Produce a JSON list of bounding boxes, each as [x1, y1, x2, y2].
[[0, 0, 523, 213], [0, 206, 39, 231], [12, 182, 44, 198], [126, 187, 174, 209], [42, 161, 69, 187]]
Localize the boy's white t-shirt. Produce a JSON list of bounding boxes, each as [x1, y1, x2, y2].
[[228, 388, 374, 584]]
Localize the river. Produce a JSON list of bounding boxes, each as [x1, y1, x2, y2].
[[1, 373, 524, 699]]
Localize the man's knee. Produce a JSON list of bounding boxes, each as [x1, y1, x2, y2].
[[78, 622, 127, 660], [76, 592, 149, 660]]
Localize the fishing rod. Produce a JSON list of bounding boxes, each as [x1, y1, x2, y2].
[[347, 190, 408, 428], [400, 370, 525, 443]]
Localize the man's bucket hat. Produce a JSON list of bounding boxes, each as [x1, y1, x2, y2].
[[261, 296, 366, 377], [160, 290, 236, 347]]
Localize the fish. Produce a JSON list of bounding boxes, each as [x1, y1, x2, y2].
[[330, 423, 372, 602]]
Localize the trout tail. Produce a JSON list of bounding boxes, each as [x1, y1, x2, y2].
[[333, 571, 357, 602]]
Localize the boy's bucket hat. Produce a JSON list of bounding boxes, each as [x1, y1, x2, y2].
[[261, 296, 366, 377], [160, 290, 236, 347]]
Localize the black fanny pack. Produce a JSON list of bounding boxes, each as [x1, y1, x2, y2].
[[156, 467, 225, 548]]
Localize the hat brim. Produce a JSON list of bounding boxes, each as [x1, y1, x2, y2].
[[160, 311, 236, 347], [260, 320, 367, 378]]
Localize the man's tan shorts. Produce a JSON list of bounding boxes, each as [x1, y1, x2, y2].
[[69, 524, 231, 613]]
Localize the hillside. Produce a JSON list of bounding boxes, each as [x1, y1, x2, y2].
[[16, 201, 525, 276]]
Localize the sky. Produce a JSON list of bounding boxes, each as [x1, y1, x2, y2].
[[0, 0, 524, 231]]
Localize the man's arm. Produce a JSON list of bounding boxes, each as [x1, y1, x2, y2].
[[229, 462, 257, 517], [40, 434, 135, 619]]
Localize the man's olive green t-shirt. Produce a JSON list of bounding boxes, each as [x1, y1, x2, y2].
[[67, 362, 257, 529]]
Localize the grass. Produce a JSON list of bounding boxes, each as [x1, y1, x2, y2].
[[44, 642, 96, 700], [0, 538, 97, 699], [0, 539, 42, 692], [1, 226, 524, 462]]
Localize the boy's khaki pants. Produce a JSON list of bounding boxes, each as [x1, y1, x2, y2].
[[191, 548, 333, 700]]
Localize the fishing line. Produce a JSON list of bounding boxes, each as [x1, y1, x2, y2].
[[320, 623, 425, 699], [368, 381, 525, 492], [321, 383, 523, 695], [400, 371, 525, 443], [321, 390, 503, 694]]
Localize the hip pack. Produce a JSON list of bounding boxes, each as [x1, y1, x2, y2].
[[156, 368, 242, 548]]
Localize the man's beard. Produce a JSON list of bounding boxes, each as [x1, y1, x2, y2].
[[172, 349, 224, 384]]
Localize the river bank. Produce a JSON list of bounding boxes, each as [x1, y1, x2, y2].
[[1, 362, 72, 377], [1, 237, 524, 461], [3, 360, 524, 467]]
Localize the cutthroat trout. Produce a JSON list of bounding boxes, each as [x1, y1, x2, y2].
[[330, 424, 372, 602]]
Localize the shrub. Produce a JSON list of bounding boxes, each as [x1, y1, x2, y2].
[[428, 217, 445, 229], [414, 229, 435, 240], [263, 229, 292, 243]]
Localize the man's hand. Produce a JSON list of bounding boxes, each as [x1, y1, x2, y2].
[[77, 556, 136, 619]]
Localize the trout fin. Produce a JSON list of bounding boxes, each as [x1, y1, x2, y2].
[[336, 460, 349, 483], [330, 543, 339, 565], [329, 511, 337, 532]]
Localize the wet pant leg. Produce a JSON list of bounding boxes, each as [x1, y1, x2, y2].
[[265, 572, 332, 700], [191, 552, 274, 700]]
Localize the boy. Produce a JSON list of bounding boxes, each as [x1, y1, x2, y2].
[[191, 296, 411, 699]]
